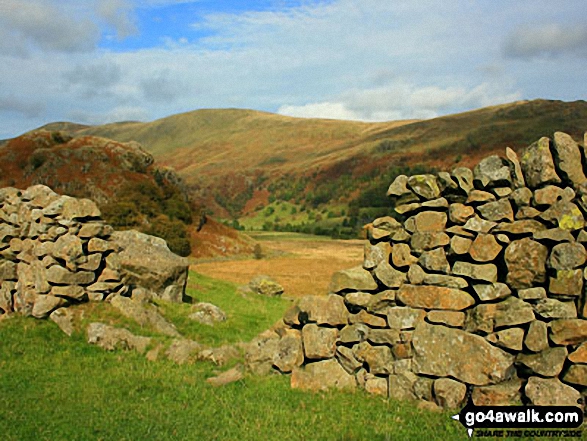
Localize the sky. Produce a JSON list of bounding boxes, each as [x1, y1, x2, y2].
[[0, 0, 586, 139]]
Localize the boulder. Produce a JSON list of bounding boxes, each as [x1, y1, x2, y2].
[[249, 275, 284, 297], [189, 302, 227, 325], [412, 322, 514, 386], [111, 230, 188, 303], [206, 365, 245, 387], [87, 322, 151, 354], [165, 338, 204, 365], [110, 294, 180, 337]]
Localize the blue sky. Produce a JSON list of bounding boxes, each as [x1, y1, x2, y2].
[[0, 0, 586, 139]]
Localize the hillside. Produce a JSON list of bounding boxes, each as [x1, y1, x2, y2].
[[0, 130, 254, 257], [21, 99, 587, 236]]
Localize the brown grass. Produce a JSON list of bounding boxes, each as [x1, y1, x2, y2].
[[191, 237, 364, 298]]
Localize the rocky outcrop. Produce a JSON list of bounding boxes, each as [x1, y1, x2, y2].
[[247, 131, 587, 410], [0, 185, 189, 323]]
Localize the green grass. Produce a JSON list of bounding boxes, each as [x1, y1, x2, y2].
[[156, 271, 292, 346], [0, 317, 470, 441], [0, 270, 583, 440]]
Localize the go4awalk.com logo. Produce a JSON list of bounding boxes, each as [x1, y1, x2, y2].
[[451, 402, 583, 438]]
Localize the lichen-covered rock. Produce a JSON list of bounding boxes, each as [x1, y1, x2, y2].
[[249, 275, 284, 297], [525, 377, 581, 406], [412, 323, 514, 386], [552, 131, 587, 188], [486, 328, 524, 351], [302, 324, 338, 360], [563, 365, 587, 387], [452, 261, 497, 283], [373, 261, 408, 288], [524, 320, 549, 353], [532, 299, 577, 319], [469, 234, 503, 262], [472, 283, 511, 302], [407, 175, 441, 200], [112, 230, 188, 303], [87, 322, 152, 354], [520, 137, 561, 189], [516, 347, 568, 377], [550, 319, 587, 345], [426, 310, 465, 328], [396, 284, 475, 311], [353, 342, 394, 375], [549, 269, 583, 297], [477, 199, 514, 223], [540, 201, 585, 231], [330, 266, 378, 293], [189, 302, 227, 325], [110, 294, 180, 337], [291, 359, 356, 391], [434, 378, 467, 409], [273, 329, 304, 373], [297, 295, 348, 326], [472, 379, 523, 406], [505, 238, 548, 289]]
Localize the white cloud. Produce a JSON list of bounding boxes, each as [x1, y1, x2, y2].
[[67, 106, 149, 125], [97, 0, 138, 40], [0, 0, 100, 55], [279, 82, 522, 122], [0, 0, 585, 140], [504, 23, 587, 58]]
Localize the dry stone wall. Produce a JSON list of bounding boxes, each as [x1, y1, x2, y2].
[[247, 131, 587, 410], [0, 185, 188, 322]]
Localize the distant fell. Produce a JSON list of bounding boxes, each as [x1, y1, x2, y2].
[[22, 100, 587, 229]]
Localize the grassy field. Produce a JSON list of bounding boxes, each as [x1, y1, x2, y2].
[[192, 233, 364, 298], [0, 269, 583, 440]]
